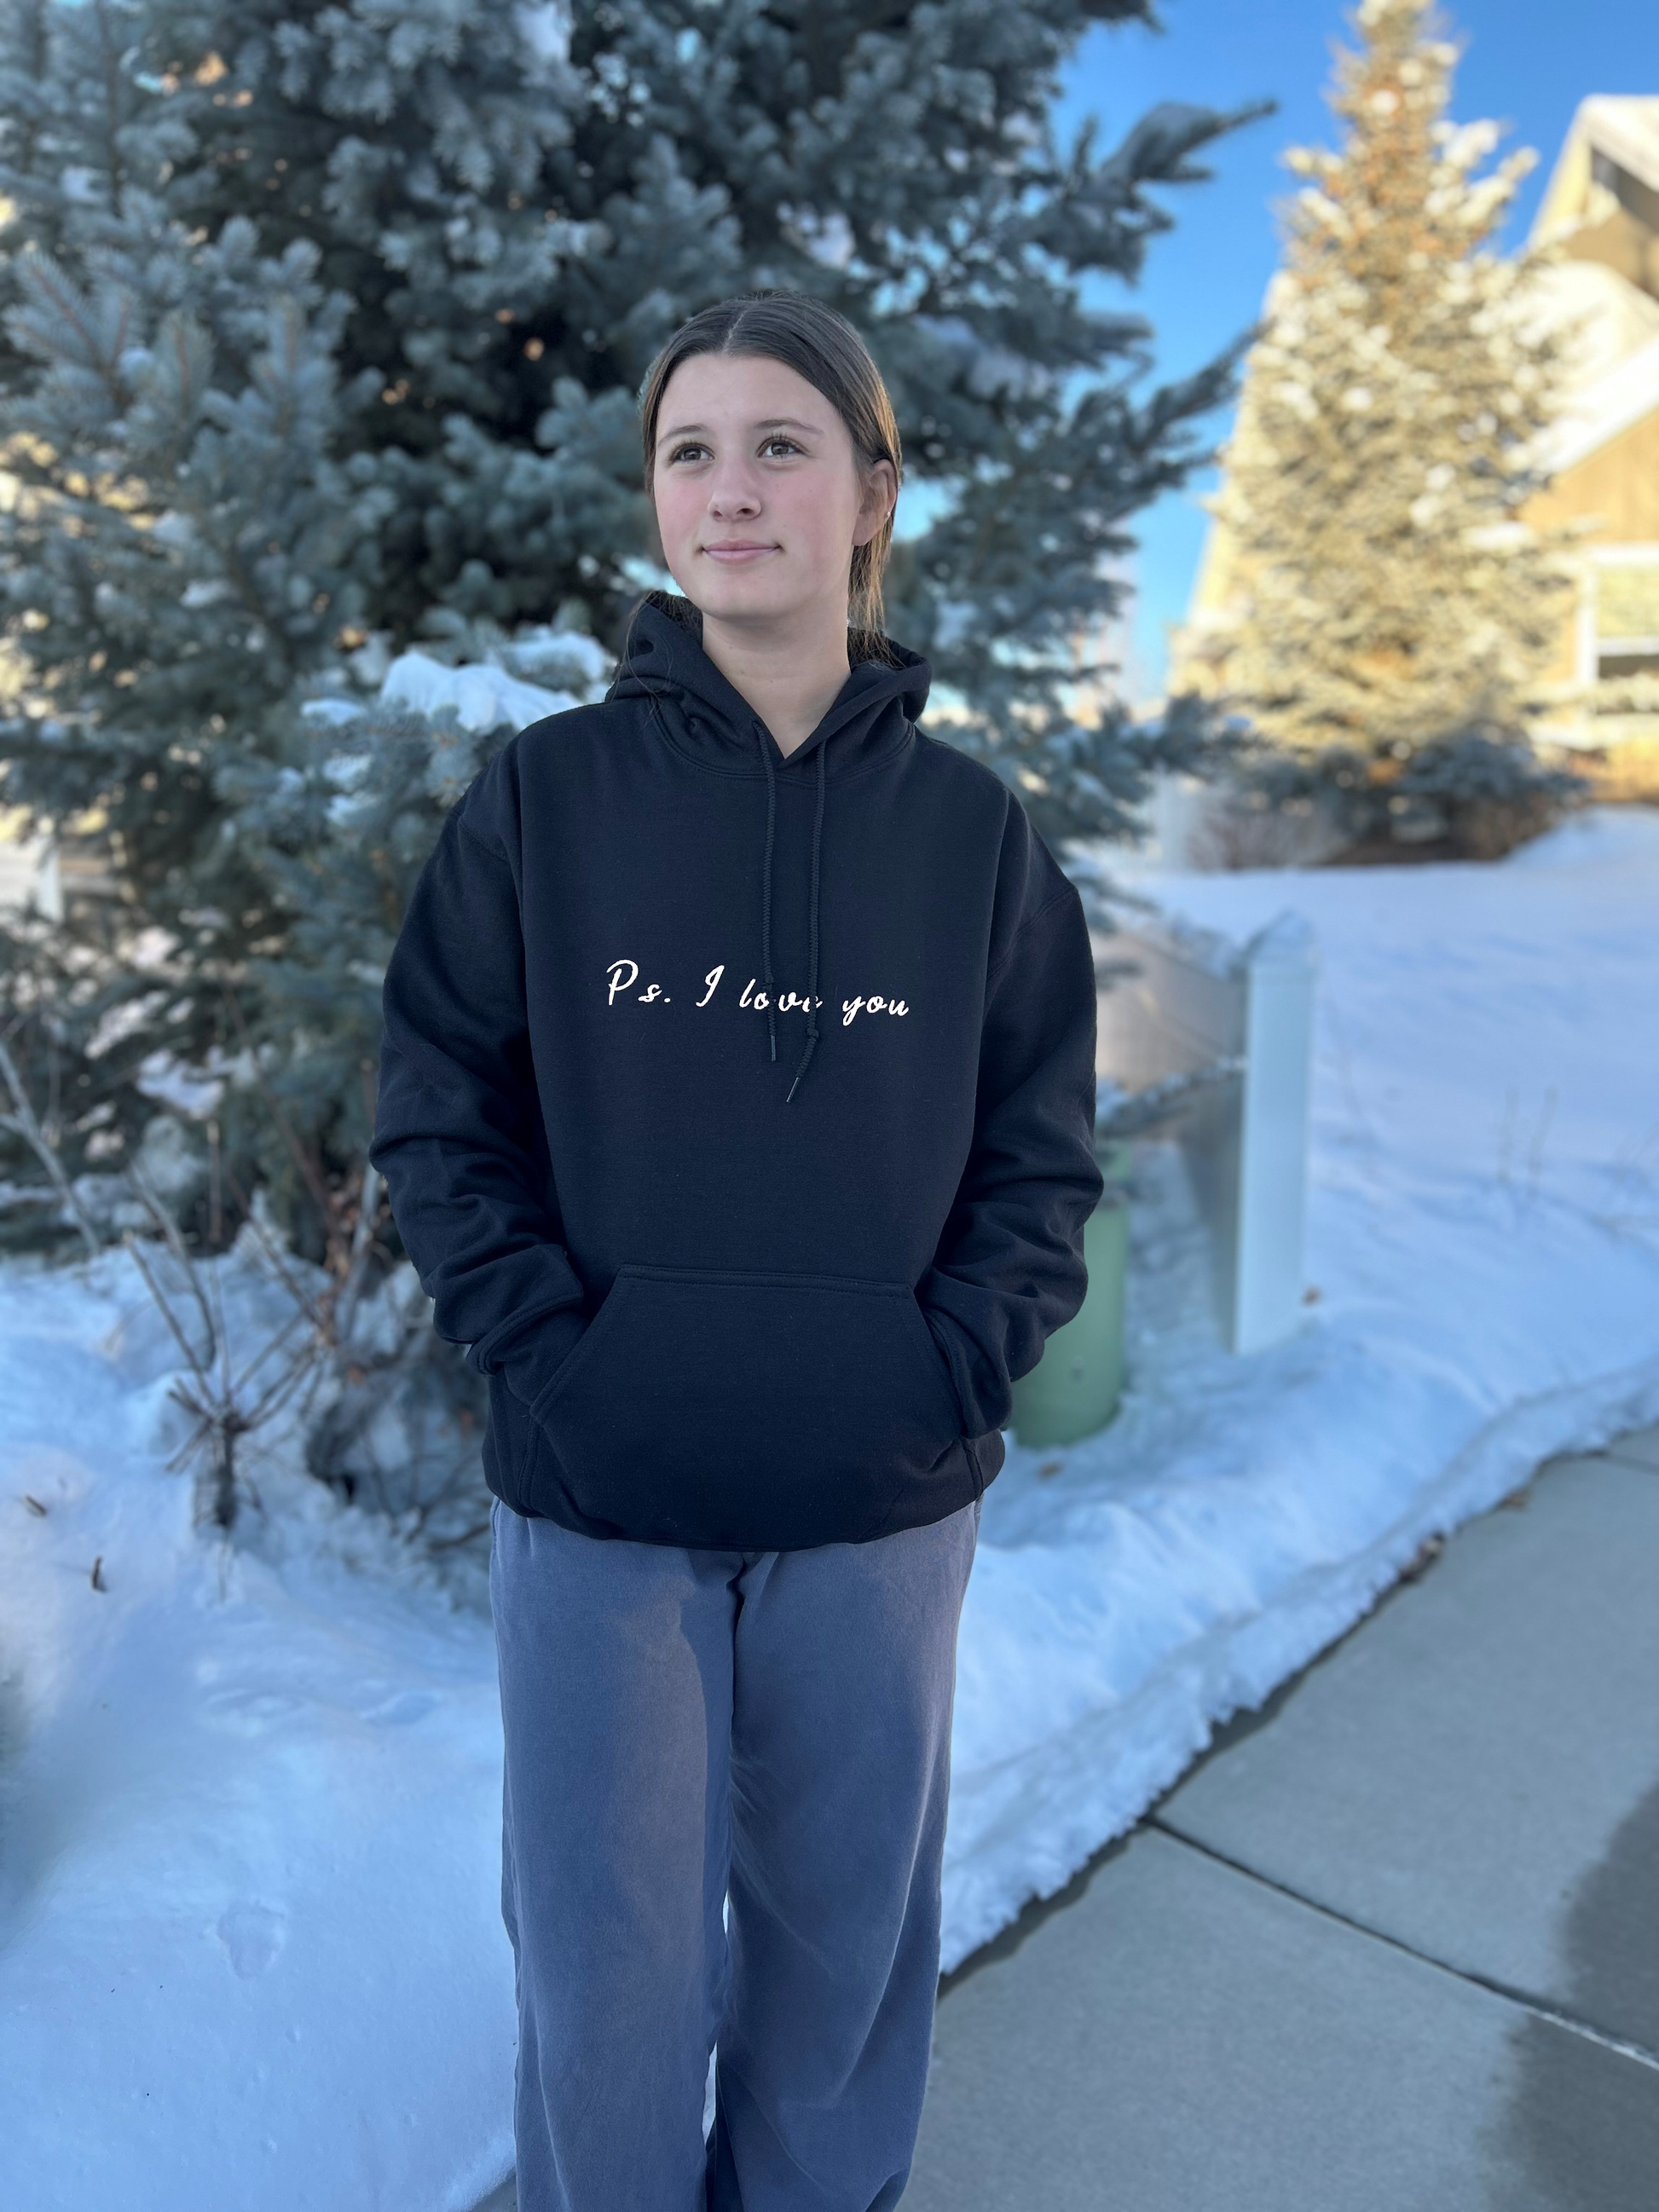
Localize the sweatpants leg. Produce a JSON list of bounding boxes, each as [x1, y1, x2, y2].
[[489, 1490, 980, 2212], [707, 1497, 981, 2212], [489, 1496, 737, 2212]]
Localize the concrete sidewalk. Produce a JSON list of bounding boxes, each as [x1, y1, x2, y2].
[[471, 1424, 1659, 2211], [904, 1426, 1659, 2211]]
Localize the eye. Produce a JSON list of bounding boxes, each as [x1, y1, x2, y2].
[[666, 441, 708, 465], [761, 436, 802, 458]]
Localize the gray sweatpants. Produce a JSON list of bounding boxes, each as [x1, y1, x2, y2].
[[487, 1490, 981, 2212]]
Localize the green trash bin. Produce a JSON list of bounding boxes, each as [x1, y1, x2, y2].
[[1008, 1141, 1132, 1449]]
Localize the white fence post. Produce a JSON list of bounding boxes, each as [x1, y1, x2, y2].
[[1094, 906, 1318, 1355], [1234, 913, 1318, 1354]]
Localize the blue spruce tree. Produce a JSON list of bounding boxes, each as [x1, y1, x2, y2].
[[0, 0, 1266, 1262]]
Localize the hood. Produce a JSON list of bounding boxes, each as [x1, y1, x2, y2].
[[605, 589, 934, 1103], [607, 587, 932, 775]]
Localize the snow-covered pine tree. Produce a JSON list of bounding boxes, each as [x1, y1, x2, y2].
[[0, 0, 1268, 1252], [1175, 0, 1586, 851], [211, 636, 609, 1243]]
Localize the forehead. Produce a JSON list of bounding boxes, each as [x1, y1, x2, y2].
[[656, 349, 836, 435]]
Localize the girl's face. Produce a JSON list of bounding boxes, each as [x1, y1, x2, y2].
[[650, 351, 895, 633]]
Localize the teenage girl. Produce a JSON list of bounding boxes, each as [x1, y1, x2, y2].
[[369, 288, 1104, 2210]]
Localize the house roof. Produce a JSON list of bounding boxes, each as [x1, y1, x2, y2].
[[1579, 96, 1659, 198], [1529, 95, 1659, 248], [1533, 327, 1659, 478], [1522, 95, 1659, 474]]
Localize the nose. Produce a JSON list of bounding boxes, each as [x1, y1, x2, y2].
[[707, 456, 762, 519]]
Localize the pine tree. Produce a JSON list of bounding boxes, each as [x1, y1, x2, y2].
[[215, 636, 610, 1238], [1174, 0, 1581, 789], [0, 0, 1269, 1251]]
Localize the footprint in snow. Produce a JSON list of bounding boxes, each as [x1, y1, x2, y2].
[[361, 1689, 439, 1726], [216, 1900, 287, 1979], [199, 1688, 308, 1734]]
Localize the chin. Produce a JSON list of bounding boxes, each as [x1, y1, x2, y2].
[[691, 572, 802, 626]]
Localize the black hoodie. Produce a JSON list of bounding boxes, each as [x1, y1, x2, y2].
[[368, 589, 1104, 1550]]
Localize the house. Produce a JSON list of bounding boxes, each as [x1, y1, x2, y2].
[[1522, 95, 1659, 788], [1167, 92, 1659, 802]]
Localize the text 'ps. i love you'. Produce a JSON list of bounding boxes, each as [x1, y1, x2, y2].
[[604, 960, 911, 1026]]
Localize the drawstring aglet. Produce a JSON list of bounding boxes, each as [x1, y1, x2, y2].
[[784, 1029, 818, 1103]]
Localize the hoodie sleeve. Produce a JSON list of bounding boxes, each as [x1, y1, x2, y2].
[[917, 812, 1105, 1440], [367, 794, 588, 1409]]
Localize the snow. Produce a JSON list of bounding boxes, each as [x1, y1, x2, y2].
[[4, 804, 1659, 2208], [298, 627, 613, 743], [377, 650, 581, 735], [0, 1251, 518, 2212]]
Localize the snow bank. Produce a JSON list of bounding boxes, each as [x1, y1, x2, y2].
[[3, 804, 1657, 2207], [0, 1255, 517, 2212]]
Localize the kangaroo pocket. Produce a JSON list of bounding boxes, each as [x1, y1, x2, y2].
[[529, 1263, 965, 1547]]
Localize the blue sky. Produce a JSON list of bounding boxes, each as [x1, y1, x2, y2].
[[1049, 0, 1645, 702]]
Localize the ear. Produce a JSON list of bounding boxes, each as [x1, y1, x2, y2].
[[852, 456, 898, 549]]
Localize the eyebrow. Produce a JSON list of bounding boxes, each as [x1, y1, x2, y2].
[[658, 416, 824, 441]]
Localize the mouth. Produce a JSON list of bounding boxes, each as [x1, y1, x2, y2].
[[702, 542, 779, 563]]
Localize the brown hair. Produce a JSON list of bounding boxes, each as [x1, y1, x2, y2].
[[639, 290, 905, 666]]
